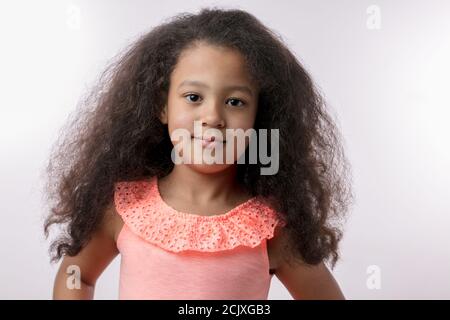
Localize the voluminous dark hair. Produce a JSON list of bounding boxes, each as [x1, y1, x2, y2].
[[43, 7, 354, 269]]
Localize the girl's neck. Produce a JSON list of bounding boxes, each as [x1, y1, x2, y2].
[[158, 164, 246, 206]]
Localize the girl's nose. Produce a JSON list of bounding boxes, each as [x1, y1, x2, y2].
[[200, 103, 225, 128]]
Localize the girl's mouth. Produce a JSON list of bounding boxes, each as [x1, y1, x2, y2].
[[192, 136, 226, 148]]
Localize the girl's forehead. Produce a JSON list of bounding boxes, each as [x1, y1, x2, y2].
[[171, 43, 257, 92]]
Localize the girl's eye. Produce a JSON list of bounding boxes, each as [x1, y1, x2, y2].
[[184, 94, 201, 103], [226, 98, 246, 108]]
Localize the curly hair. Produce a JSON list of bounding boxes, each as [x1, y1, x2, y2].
[[42, 7, 354, 269]]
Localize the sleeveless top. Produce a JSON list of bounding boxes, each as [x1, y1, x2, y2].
[[114, 175, 286, 300]]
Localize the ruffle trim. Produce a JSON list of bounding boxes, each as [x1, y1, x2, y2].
[[114, 177, 286, 253]]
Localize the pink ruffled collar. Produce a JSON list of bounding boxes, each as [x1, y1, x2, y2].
[[114, 176, 285, 252]]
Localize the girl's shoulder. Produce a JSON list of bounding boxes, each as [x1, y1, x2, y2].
[[112, 176, 286, 253], [100, 198, 125, 244], [266, 223, 289, 271]]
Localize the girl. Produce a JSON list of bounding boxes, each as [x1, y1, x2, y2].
[[43, 7, 353, 300]]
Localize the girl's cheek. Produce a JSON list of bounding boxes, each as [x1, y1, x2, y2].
[[167, 111, 194, 134]]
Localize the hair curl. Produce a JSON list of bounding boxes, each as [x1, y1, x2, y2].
[[43, 7, 354, 269]]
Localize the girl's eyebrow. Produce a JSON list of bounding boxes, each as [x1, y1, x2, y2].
[[178, 80, 253, 96]]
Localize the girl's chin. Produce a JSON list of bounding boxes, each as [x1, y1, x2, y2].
[[184, 162, 234, 174]]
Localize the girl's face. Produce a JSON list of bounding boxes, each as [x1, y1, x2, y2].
[[160, 42, 259, 174]]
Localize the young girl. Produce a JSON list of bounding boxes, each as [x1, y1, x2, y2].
[[43, 7, 353, 300]]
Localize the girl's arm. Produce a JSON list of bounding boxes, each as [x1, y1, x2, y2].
[[269, 227, 345, 300], [52, 202, 121, 299], [275, 259, 345, 300]]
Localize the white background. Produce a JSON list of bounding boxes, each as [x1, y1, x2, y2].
[[1, 0, 449, 299]]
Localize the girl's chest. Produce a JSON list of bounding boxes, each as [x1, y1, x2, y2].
[[113, 194, 281, 273]]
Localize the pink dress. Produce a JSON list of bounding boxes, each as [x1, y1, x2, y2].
[[114, 175, 286, 300]]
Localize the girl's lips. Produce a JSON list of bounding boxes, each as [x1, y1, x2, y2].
[[192, 135, 225, 142], [192, 136, 225, 148]]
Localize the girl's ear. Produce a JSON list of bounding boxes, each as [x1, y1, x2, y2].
[[159, 104, 168, 124]]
